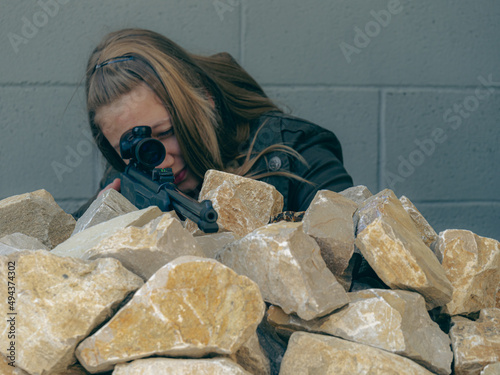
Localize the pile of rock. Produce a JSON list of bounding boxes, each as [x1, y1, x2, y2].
[[0, 170, 498, 375]]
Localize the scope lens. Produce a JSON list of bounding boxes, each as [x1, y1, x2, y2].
[[135, 139, 166, 169]]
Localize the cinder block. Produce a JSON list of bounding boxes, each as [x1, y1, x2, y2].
[[383, 90, 500, 201], [0, 86, 98, 204], [0, 0, 240, 84], [244, 0, 500, 86], [265, 87, 379, 193], [415, 202, 500, 243]]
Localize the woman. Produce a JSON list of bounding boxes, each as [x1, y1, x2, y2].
[[75, 28, 353, 218]]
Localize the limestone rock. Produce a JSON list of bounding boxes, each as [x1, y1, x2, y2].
[[280, 332, 434, 375], [267, 289, 453, 375], [0, 233, 48, 255], [450, 309, 500, 375], [302, 190, 357, 278], [436, 230, 500, 315], [339, 184, 373, 205], [187, 170, 283, 237], [73, 189, 138, 235], [217, 221, 349, 320], [0, 250, 143, 375], [195, 231, 241, 259], [355, 188, 419, 236], [112, 358, 251, 374], [0, 354, 29, 374], [230, 331, 271, 375], [84, 214, 205, 280], [355, 215, 453, 309], [76, 256, 265, 373], [0, 189, 75, 249], [481, 363, 500, 375], [51, 206, 162, 259], [400, 195, 438, 247]]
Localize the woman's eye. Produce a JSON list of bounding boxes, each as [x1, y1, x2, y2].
[[157, 128, 174, 139]]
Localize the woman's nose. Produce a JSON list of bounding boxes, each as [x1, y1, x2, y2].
[[159, 153, 175, 169]]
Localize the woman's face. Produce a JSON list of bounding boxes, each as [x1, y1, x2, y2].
[[96, 83, 201, 194]]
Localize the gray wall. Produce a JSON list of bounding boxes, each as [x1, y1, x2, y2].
[[1, 0, 499, 241]]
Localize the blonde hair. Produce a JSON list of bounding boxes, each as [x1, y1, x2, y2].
[[86, 28, 307, 182]]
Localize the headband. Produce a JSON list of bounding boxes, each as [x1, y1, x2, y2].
[[93, 56, 135, 72]]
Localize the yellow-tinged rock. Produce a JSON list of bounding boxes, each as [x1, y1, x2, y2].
[[76, 256, 265, 373], [400, 195, 438, 247], [267, 289, 453, 375], [0, 189, 75, 249], [84, 214, 205, 280], [187, 170, 283, 237], [480, 363, 500, 375], [0, 250, 143, 375], [0, 354, 29, 374], [112, 358, 251, 374], [436, 230, 500, 315], [51, 206, 162, 259], [356, 188, 418, 236], [217, 221, 349, 320], [280, 332, 434, 375], [450, 308, 500, 375], [230, 331, 271, 375], [355, 216, 453, 309], [302, 190, 357, 278]]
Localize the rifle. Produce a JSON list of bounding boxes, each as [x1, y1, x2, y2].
[[119, 126, 218, 233]]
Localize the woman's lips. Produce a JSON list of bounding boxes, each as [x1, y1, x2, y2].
[[174, 167, 187, 185]]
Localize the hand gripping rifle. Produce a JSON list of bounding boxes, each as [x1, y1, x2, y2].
[[119, 126, 218, 233]]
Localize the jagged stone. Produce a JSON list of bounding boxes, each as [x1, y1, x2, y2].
[[400, 195, 438, 247], [51, 206, 162, 259], [0, 189, 75, 249], [302, 190, 357, 280], [0, 233, 48, 255], [0, 354, 29, 374], [186, 170, 283, 237], [84, 214, 205, 280], [496, 288, 500, 309], [280, 332, 434, 375], [195, 232, 241, 259], [230, 331, 271, 375], [355, 188, 418, 236], [436, 230, 500, 316], [217, 221, 349, 320], [76, 256, 265, 373], [267, 288, 453, 375], [0, 250, 143, 375], [339, 185, 373, 205], [72, 189, 138, 235], [112, 358, 251, 374], [450, 309, 500, 375], [481, 363, 500, 375], [355, 215, 453, 309]]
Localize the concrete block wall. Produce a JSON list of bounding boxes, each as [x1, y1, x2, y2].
[[1, 0, 499, 240]]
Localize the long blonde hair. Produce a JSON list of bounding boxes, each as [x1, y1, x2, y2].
[[86, 28, 306, 181]]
